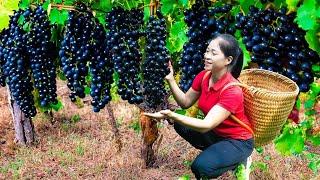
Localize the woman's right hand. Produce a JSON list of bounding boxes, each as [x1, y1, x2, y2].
[[165, 61, 174, 81]]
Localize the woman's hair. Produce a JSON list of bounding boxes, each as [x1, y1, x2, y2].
[[211, 34, 244, 78]]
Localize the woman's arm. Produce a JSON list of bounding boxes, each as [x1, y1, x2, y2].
[[167, 79, 200, 109], [165, 105, 231, 133], [165, 61, 200, 108]]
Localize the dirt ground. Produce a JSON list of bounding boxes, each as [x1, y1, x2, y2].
[[0, 80, 319, 180]]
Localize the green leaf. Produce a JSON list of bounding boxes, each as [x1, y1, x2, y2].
[[255, 147, 264, 154], [92, 0, 112, 12], [50, 100, 63, 111], [235, 30, 251, 68], [0, 12, 10, 31], [22, 22, 31, 32], [305, 110, 316, 116], [18, 15, 25, 25], [295, 0, 318, 31], [308, 161, 318, 173], [19, 0, 32, 9], [3, 0, 20, 11], [175, 108, 186, 115], [239, 0, 255, 14], [42, 0, 51, 10], [178, 0, 188, 7], [305, 27, 320, 53], [49, 8, 68, 25], [54, 0, 63, 3], [308, 135, 320, 146], [316, 7, 320, 18], [312, 65, 320, 73], [295, 97, 301, 111], [178, 174, 190, 180], [167, 20, 188, 53], [84, 86, 90, 95], [274, 126, 305, 155], [305, 99, 315, 109], [161, 0, 175, 15], [71, 114, 81, 123], [286, 0, 300, 12], [64, 0, 76, 5], [310, 82, 320, 95]]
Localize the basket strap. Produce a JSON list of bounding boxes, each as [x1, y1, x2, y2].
[[200, 72, 254, 135], [220, 82, 254, 135]]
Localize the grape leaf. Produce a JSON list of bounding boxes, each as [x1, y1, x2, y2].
[[286, 0, 300, 12], [178, 0, 188, 7], [0, 13, 10, 31], [53, 0, 62, 3], [3, 0, 19, 11], [238, 0, 255, 14], [160, 0, 175, 15], [167, 21, 188, 53], [19, 0, 31, 9], [308, 135, 320, 146], [49, 8, 68, 25], [18, 14, 25, 25], [312, 65, 320, 75], [305, 27, 320, 54], [295, 0, 318, 31], [42, 0, 50, 10], [92, 0, 112, 12], [64, 0, 76, 5], [305, 99, 315, 109], [274, 125, 305, 155]]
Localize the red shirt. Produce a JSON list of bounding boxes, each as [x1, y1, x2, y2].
[[192, 70, 253, 140]]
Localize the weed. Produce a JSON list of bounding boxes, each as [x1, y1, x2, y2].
[[129, 119, 141, 133], [71, 114, 81, 123]]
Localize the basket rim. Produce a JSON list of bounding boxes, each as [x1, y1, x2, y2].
[[239, 68, 300, 96]]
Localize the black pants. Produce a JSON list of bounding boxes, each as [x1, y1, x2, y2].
[[174, 122, 254, 179]]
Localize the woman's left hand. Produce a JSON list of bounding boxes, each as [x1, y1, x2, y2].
[[143, 110, 174, 121], [159, 109, 174, 118]]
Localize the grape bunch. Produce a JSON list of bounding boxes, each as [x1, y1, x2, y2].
[[106, 7, 144, 104], [89, 21, 114, 112], [59, 4, 94, 101], [235, 6, 319, 92], [0, 29, 9, 87], [1, 10, 36, 117], [142, 11, 170, 110], [25, 6, 58, 107], [180, 1, 234, 92]]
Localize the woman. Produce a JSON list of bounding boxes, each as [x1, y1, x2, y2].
[[144, 34, 254, 179]]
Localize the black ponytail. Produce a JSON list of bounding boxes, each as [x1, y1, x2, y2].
[[211, 34, 244, 79], [230, 48, 243, 78]]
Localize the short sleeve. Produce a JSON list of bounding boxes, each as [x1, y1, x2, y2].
[[217, 86, 243, 114], [191, 70, 207, 91]]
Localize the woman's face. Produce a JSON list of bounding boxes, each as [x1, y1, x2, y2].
[[203, 38, 231, 72]]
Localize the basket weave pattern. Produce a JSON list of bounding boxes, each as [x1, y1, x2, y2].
[[238, 69, 299, 147]]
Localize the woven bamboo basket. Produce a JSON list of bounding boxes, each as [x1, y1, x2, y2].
[[234, 69, 300, 147]]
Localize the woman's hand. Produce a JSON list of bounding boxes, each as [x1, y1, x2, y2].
[[165, 61, 174, 81], [143, 110, 175, 122], [143, 112, 166, 120]]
